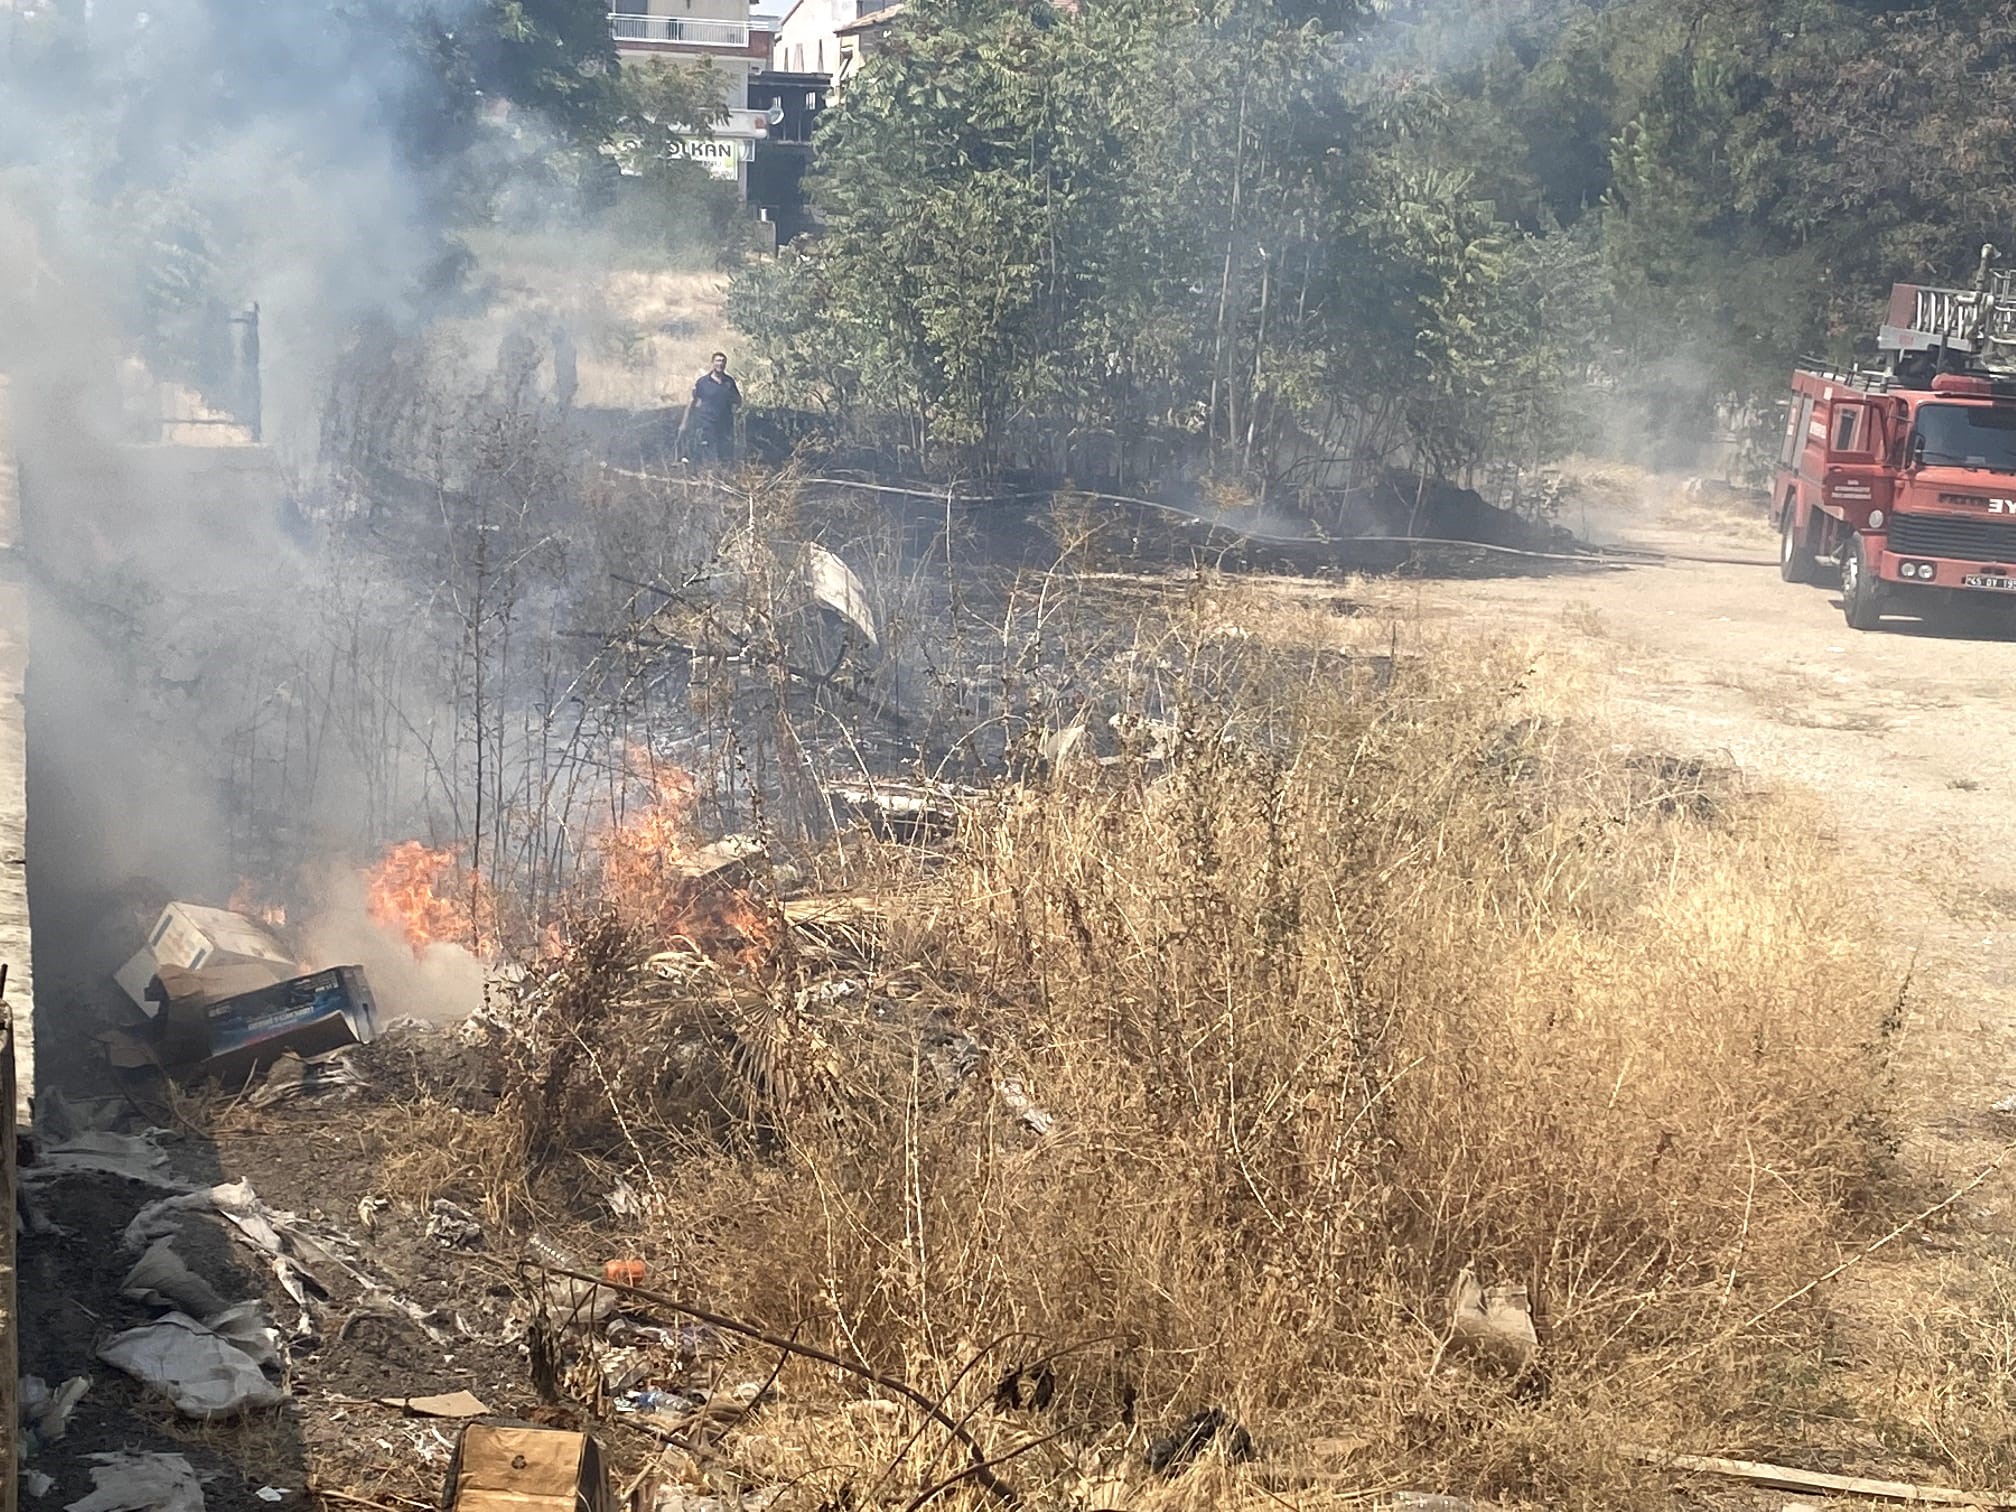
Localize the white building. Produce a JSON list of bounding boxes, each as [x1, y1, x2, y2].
[[609, 2, 781, 197], [770, 0, 899, 85], [610, 0, 771, 110]]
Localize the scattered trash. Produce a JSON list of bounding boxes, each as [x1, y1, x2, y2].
[[20, 1374, 91, 1449], [247, 1048, 367, 1106], [254, 1491, 286, 1504], [357, 1194, 390, 1234], [123, 1236, 231, 1317], [63, 1452, 204, 1512], [603, 1258, 646, 1287], [605, 1319, 722, 1362], [427, 1198, 485, 1251], [1444, 1267, 1539, 1373], [1991, 1091, 2016, 1116], [607, 1178, 646, 1219], [635, 1490, 781, 1512], [380, 1390, 492, 1419], [98, 1308, 285, 1418], [1145, 1407, 1254, 1474], [26, 1469, 54, 1498], [1389, 1497, 1474, 1511], [125, 1179, 295, 1256], [445, 1425, 616, 1512], [616, 1388, 699, 1416]]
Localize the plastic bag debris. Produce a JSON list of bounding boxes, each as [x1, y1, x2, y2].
[[26, 1469, 54, 1498], [524, 1235, 617, 1330], [122, 1237, 230, 1318], [255, 1492, 285, 1504], [26, 1130, 180, 1188], [123, 1179, 287, 1255], [20, 1373, 91, 1449], [64, 1452, 204, 1512], [97, 1309, 285, 1418]]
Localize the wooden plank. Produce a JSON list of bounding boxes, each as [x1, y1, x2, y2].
[[1630, 1447, 2016, 1508]]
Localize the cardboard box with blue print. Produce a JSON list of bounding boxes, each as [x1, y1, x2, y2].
[[164, 965, 380, 1084]]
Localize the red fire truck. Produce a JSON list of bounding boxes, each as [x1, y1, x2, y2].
[[1774, 247, 2016, 629]]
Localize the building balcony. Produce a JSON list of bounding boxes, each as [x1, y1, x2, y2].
[[610, 12, 752, 51]]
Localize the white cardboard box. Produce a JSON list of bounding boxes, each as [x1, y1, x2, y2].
[[117, 903, 295, 1014]]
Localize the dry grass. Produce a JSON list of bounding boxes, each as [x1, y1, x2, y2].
[[441, 236, 734, 411], [443, 591, 1931, 1510]]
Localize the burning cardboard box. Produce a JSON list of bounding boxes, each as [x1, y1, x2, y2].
[[116, 902, 297, 1018]]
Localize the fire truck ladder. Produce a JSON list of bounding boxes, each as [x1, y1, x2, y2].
[[1879, 243, 2016, 375]]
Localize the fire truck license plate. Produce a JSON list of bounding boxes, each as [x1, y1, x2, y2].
[[1964, 574, 2016, 591]]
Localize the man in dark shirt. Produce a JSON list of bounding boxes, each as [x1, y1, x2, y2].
[[684, 351, 742, 467]]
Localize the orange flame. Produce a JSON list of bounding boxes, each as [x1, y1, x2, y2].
[[228, 879, 287, 929], [365, 841, 493, 956], [593, 749, 775, 965]]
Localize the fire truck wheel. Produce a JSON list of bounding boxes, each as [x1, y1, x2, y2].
[[1842, 536, 1884, 631], [1780, 508, 1817, 583]]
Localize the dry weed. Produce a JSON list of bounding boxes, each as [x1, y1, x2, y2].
[[453, 587, 1921, 1507], [505, 629, 1902, 1507]]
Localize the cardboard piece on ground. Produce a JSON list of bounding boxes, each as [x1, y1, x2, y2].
[[664, 834, 763, 883], [447, 1425, 616, 1512], [380, 1390, 491, 1419]]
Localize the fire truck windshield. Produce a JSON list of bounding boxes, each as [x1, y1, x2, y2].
[[1911, 402, 2016, 471]]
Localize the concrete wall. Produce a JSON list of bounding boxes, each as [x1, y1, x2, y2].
[[0, 376, 29, 1512], [0, 379, 34, 1131]]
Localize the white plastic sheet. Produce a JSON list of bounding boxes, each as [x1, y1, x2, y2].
[[97, 1309, 284, 1419], [65, 1453, 204, 1512]]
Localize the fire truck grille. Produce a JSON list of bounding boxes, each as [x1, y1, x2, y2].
[[1885, 512, 2016, 562]]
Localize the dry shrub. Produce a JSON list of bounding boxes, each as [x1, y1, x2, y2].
[[604, 637, 1902, 1504]]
